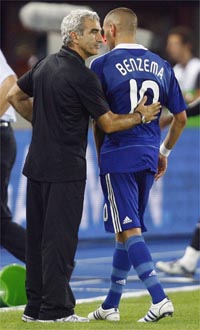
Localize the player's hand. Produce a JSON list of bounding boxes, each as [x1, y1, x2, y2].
[[155, 154, 168, 180], [135, 96, 161, 123]]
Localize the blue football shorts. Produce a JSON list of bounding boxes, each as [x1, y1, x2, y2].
[[100, 170, 154, 234]]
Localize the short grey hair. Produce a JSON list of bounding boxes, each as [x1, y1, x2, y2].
[[61, 9, 100, 46]]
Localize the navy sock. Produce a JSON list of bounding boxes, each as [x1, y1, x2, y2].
[[102, 242, 131, 309], [125, 235, 166, 304]]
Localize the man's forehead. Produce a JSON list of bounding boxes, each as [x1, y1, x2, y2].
[[83, 17, 101, 29], [168, 34, 181, 40]]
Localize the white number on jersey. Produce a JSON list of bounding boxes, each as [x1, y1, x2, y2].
[[129, 79, 159, 113]]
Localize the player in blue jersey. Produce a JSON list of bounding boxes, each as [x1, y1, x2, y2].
[[88, 8, 187, 323]]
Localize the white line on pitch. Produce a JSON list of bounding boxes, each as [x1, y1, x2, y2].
[[71, 279, 103, 286]]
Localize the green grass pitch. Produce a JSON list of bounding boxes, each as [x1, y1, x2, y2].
[[0, 289, 199, 330]]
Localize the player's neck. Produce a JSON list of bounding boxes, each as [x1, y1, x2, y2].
[[115, 37, 136, 47]]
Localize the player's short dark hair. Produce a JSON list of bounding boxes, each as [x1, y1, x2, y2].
[[105, 7, 138, 30], [107, 7, 136, 18]]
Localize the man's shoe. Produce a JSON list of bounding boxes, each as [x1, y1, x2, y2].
[[138, 297, 174, 322], [22, 314, 37, 322], [88, 306, 120, 321], [38, 314, 89, 322], [156, 260, 194, 277]]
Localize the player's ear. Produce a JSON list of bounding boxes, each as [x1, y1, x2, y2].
[[110, 23, 116, 37]]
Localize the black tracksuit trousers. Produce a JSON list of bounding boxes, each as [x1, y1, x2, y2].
[[24, 178, 85, 320]]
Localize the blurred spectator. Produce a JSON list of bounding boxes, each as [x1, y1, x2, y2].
[[0, 49, 26, 263], [160, 26, 200, 128], [156, 221, 200, 277], [156, 27, 200, 277]]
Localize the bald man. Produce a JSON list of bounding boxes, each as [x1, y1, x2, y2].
[[88, 7, 187, 323]]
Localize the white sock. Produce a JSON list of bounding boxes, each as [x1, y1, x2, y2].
[[179, 246, 200, 272]]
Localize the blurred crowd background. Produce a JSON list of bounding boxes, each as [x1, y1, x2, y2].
[[1, 1, 199, 74], [1, 0, 199, 128]]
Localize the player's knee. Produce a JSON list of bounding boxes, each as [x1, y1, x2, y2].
[[122, 227, 142, 241]]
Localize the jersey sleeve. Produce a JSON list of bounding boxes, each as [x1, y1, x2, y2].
[[76, 70, 109, 120], [165, 66, 187, 114], [17, 70, 33, 97]]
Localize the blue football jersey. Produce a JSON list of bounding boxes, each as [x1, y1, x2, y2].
[[90, 44, 187, 174]]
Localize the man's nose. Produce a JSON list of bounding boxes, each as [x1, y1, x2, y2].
[[96, 32, 103, 42]]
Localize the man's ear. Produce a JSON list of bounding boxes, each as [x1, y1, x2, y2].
[[70, 31, 79, 45], [110, 23, 116, 37]]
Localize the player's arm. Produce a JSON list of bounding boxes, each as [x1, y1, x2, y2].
[[93, 120, 105, 165], [162, 110, 187, 149], [155, 110, 187, 180], [7, 83, 33, 122], [96, 96, 161, 133], [0, 75, 17, 116], [159, 112, 173, 129]]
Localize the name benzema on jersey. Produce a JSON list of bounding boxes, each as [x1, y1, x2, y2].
[[115, 58, 164, 79]]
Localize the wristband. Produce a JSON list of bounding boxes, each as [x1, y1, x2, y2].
[[159, 142, 171, 157], [135, 111, 146, 124]]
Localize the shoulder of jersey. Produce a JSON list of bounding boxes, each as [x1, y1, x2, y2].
[[89, 51, 110, 69]]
